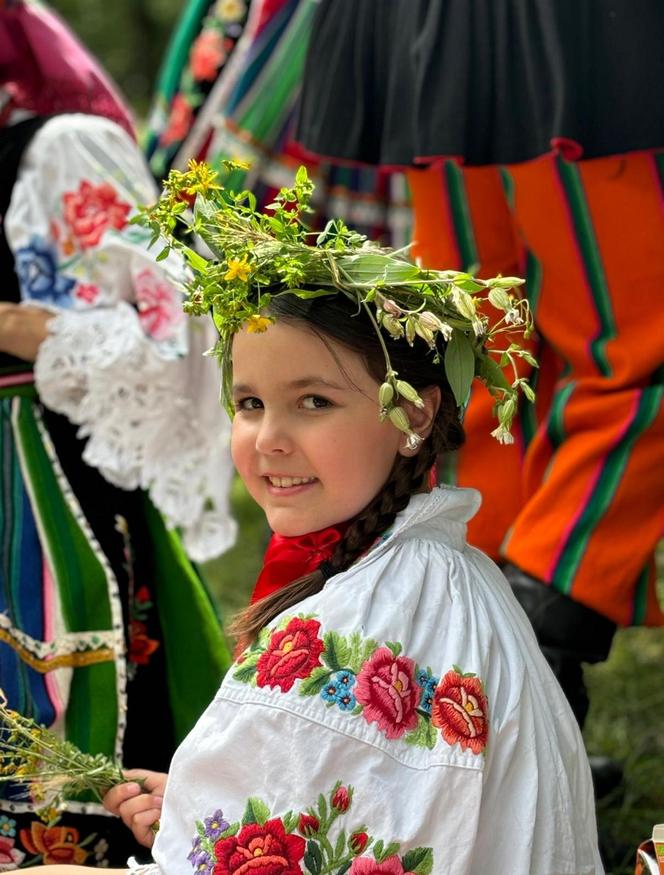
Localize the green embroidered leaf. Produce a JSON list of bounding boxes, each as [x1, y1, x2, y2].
[[232, 660, 259, 685], [385, 640, 402, 658], [352, 704, 363, 716], [404, 715, 438, 750], [299, 666, 333, 696], [195, 820, 206, 840], [323, 631, 351, 672], [335, 864, 352, 875], [444, 329, 475, 407], [317, 793, 328, 822], [373, 839, 385, 861], [242, 797, 270, 826], [304, 840, 323, 874], [218, 821, 239, 840], [282, 811, 297, 834], [347, 632, 378, 674], [382, 841, 401, 859], [334, 829, 347, 858], [401, 847, 434, 874], [451, 663, 477, 679]]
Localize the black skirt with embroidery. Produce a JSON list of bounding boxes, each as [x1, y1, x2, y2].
[[295, 0, 664, 167]]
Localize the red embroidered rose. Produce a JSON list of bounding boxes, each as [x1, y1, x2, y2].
[[63, 181, 131, 249], [74, 282, 99, 304], [256, 617, 324, 692], [431, 669, 489, 755], [349, 831, 368, 855], [20, 822, 89, 864], [213, 818, 305, 874], [354, 647, 419, 739], [161, 94, 194, 147], [190, 30, 226, 81], [134, 267, 183, 341], [349, 856, 406, 874], [331, 785, 350, 812], [297, 813, 319, 836], [129, 620, 160, 665]]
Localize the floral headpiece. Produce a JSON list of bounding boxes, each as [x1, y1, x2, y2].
[[141, 160, 536, 444]]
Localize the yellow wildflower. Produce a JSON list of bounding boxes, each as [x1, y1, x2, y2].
[[185, 159, 221, 196], [245, 314, 273, 334], [224, 256, 252, 282]]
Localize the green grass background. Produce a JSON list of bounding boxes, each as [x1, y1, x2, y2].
[[203, 477, 664, 875]]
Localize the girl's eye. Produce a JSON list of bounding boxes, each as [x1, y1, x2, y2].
[[236, 397, 263, 411], [302, 395, 332, 410]]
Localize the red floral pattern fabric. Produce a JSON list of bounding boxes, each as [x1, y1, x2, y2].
[[354, 647, 420, 740], [255, 617, 325, 692], [431, 669, 489, 755], [62, 180, 131, 249], [214, 818, 305, 874]]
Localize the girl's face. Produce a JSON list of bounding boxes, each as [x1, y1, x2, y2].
[[231, 319, 404, 536]]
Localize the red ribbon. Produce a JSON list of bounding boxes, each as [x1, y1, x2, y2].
[[250, 524, 347, 603]]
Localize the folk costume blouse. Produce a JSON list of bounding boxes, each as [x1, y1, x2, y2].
[[145, 487, 604, 875], [5, 112, 235, 562]]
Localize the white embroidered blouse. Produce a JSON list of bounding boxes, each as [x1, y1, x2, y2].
[[5, 113, 236, 561], [143, 487, 604, 875]]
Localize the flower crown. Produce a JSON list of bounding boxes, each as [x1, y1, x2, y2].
[[140, 160, 536, 444]]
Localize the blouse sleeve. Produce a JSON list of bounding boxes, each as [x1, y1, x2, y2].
[[5, 114, 236, 561]]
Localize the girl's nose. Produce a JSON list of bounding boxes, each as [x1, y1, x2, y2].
[[255, 413, 293, 455]]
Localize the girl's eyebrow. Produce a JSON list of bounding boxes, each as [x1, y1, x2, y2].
[[232, 377, 347, 394]]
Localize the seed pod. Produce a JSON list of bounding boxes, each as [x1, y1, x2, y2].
[[405, 317, 416, 345], [378, 381, 394, 408], [388, 405, 411, 433], [382, 297, 403, 317], [414, 321, 435, 347], [382, 315, 404, 339], [396, 380, 424, 408], [419, 311, 444, 331], [488, 288, 512, 311]]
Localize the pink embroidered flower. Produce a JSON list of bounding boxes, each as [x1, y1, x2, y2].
[[297, 813, 319, 837], [431, 669, 489, 755], [161, 94, 194, 147], [190, 30, 226, 81], [74, 282, 100, 304], [134, 268, 183, 341], [256, 617, 325, 692], [63, 181, 131, 250], [213, 818, 305, 874], [349, 856, 406, 874], [354, 647, 419, 739], [0, 835, 25, 866], [331, 785, 351, 812]]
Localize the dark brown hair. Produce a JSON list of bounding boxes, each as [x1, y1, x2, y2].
[[229, 292, 465, 646]]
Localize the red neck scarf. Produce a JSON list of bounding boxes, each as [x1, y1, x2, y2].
[[250, 524, 347, 604]]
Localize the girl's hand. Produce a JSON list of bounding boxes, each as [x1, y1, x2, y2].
[[0, 303, 53, 362], [103, 768, 168, 848]]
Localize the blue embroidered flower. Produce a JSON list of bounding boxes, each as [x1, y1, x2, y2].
[[15, 237, 76, 305], [203, 809, 229, 841], [321, 671, 357, 711], [416, 668, 439, 716], [0, 815, 16, 838]]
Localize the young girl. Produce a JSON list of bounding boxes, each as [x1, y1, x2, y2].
[[35, 165, 603, 874]]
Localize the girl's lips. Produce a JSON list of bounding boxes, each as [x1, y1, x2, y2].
[[263, 476, 319, 496]]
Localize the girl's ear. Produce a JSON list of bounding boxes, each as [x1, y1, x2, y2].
[[398, 385, 441, 457]]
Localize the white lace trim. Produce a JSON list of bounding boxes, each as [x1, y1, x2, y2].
[[127, 859, 161, 874], [34, 302, 236, 561]]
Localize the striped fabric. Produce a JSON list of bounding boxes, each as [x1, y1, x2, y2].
[[407, 152, 664, 627]]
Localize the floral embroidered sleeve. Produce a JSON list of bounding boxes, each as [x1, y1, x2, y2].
[[5, 114, 236, 561]]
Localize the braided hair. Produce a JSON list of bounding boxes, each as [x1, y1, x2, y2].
[[229, 293, 465, 645]]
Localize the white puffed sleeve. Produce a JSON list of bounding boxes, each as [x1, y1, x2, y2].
[[6, 113, 236, 561]]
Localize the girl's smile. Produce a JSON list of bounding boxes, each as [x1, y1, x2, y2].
[[230, 319, 405, 536]]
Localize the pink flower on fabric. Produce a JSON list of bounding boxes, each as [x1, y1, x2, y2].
[[349, 856, 406, 874], [190, 30, 226, 81], [0, 835, 25, 866], [431, 669, 489, 755], [161, 94, 194, 147], [63, 181, 131, 249], [74, 282, 100, 304], [354, 647, 419, 739], [134, 268, 183, 341]]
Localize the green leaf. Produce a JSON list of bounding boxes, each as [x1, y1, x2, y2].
[[317, 793, 328, 822], [337, 254, 419, 283], [218, 821, 240, 840], [242, 797, 270, 826], [304, 840, 323, 874], [404, 715, 438, 750], [444, 330, 475, 406], [323, 631, 351, 672], [232, 660, 259, 685], [155, 246, 170, 262], [401, 847, 434, 874], [455, 278, 484, 293], [335, 864, 352, 875], [385, 641, 402, 658], [288, 288, 336, 300], [382, 841, 401, 859], [299, 666, 333, 696], [334, 829, 347, 858], [183, 247, 210, 271], [476, 355, 511, 393], [373, 840, 385, 861], [282, 811, 297, 834], [348, 633, 378, 674]]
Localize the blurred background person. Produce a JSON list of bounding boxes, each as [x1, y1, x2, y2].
[[0, 0, 235, 866]]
